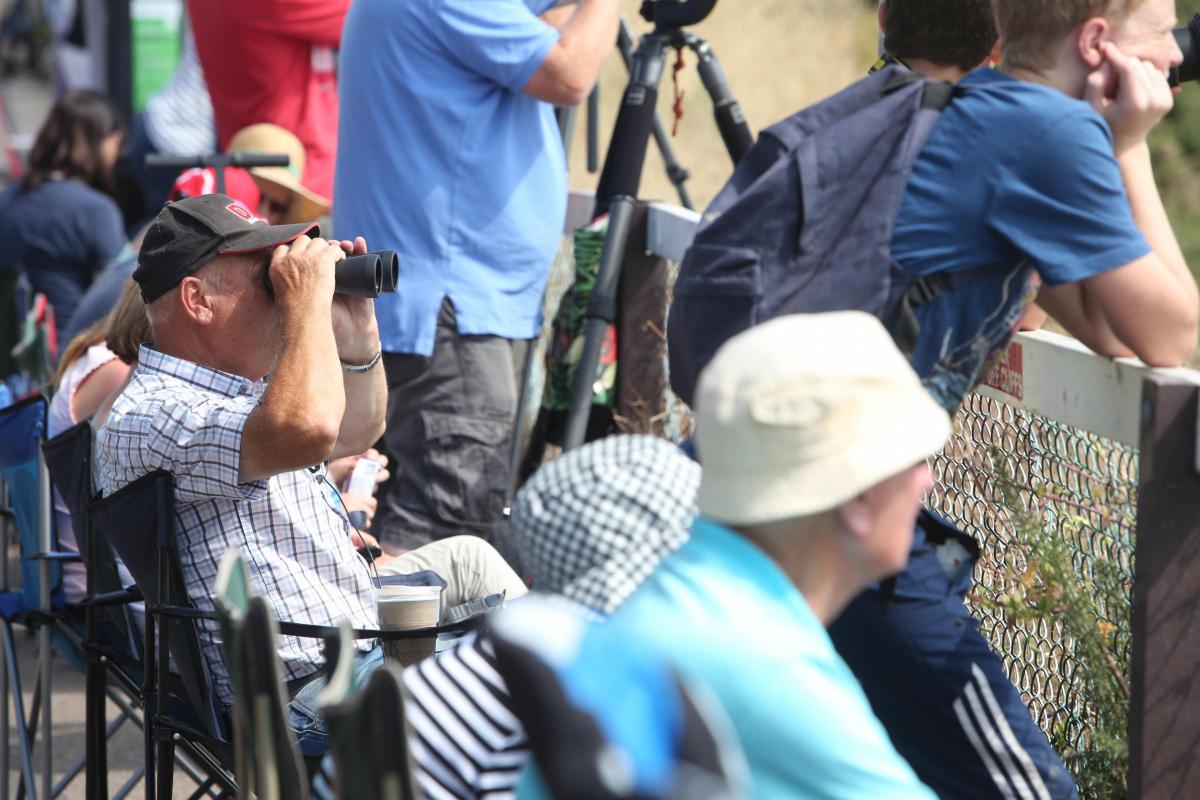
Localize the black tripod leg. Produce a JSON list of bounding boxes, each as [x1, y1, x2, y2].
[[562, 196, 638, 451], [688, 36, 754, 165], [586, 86, 600, 173], [616, 20, 693, 210], [596, 33, 670, 217]]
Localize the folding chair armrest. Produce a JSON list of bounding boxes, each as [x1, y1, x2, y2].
[[29, 550, 83, 562], [150, 604, 218, 622], [275, 616, 485, 641], [75, 587, 143, 609]]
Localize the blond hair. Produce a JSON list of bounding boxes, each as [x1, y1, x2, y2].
[[993, 0, 1147, 69]]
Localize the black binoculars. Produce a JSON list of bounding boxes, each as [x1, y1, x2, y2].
[[264, 250, 399, 298], [333, 250, 399, 297], [1172, 13, 1200, 86]]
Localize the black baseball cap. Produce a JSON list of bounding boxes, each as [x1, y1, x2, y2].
[[133, 193, 320, 303]]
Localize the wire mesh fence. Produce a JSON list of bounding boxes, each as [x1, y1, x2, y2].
[[928, 392, 1137, 783]]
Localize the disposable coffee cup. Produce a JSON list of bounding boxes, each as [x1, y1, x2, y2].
[[377, 584, 443, 666]]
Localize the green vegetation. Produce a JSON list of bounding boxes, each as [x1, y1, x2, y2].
[[979, 449, 1132, 799]]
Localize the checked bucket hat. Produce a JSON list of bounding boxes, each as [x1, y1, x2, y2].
[[511, 435, 701, 617]]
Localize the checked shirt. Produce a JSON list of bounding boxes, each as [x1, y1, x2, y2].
[[95, 345, 377, 705]]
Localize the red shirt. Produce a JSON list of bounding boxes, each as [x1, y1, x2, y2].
[[188, 0, 348, 199]]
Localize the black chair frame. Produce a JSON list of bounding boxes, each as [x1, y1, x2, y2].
[[90, 470, 483, 800]]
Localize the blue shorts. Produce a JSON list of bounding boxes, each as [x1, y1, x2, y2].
[[828, 510, 1079, 800]]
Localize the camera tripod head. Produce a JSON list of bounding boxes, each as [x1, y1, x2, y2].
[[640, 0, 717, 30]]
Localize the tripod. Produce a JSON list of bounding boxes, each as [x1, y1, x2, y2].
[[561, 0, 753, 450]]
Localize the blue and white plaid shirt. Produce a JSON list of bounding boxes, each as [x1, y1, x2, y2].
[[95, 345, 377, 705]]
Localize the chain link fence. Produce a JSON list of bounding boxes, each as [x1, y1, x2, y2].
[[928, 392, 1138, 776]]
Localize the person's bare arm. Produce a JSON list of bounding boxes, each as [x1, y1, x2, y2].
[[329, 236, 387, 460], [1046, 43, 1198, 366], [70, 360, 131, 423], [524, 0, 620, 106], [240, 236, 346, 482]]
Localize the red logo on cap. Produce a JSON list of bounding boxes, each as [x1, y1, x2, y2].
[[225, 202, 265, 224]]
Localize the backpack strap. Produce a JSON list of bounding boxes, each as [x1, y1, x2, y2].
[[921, 81, 954, 111], [891, 260, 1030, 356]]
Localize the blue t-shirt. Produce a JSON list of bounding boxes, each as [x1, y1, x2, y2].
[[0, 180, 126, 328], [333, 0, 566, 356], [609, 517, 937, 800], [891, 68, 1150, 410]]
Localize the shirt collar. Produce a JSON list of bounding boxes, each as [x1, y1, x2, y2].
[[137, 344, 262, 399]]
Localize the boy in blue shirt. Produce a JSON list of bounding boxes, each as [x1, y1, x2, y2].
[[828, 1, 1197, 797]]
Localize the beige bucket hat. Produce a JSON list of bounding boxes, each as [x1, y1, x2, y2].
[[227, 123, 331, 223], [693, 311, 952, 526]]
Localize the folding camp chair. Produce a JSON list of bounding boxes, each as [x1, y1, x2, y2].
[[316, 623, 418, 800], [0, 394, 91, 800], [88, 471, 238, 800], [42, 420, 148, 800], [92, 471, 490, 799]]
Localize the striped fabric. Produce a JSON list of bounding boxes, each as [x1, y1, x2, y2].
[[952, 664, 1052, 800], [312, 631, 524, 800], [405, 633, 525, 799], [144, 28, 217, 156], [94, 345, 377, 705]]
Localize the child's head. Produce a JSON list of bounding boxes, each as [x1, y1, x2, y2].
[[881, 0, 998, 71], [994, 0, 1178, 73]]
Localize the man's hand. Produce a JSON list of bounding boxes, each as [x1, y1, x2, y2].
[[343, 492, 379, 529], [267, 235, 341, 312], [330, 235, 381, 364], [1086, 41, 1174, 155]]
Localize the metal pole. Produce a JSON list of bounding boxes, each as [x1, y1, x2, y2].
[[1, 616, 8, 800], [562, 196, 637, 450], [586, 87, 600, 174], [687, 35, 754, 165], [616, 20, 693, 210], [36, 451, 50, 800]]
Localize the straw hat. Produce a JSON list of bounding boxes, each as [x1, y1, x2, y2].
[[693, 311, 951, 526], [227, 123, 330, 223]]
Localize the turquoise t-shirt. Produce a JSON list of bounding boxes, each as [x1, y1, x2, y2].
[[334, 0, 566, 357], [608, 517, 937, 799]]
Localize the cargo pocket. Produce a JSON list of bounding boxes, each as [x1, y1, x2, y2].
[[420, 410, 510, 527]]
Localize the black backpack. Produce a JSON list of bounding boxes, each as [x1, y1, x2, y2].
[[668, 65, 978, 406]]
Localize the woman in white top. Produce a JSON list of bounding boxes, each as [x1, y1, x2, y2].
[[48, 279, 147, 602]]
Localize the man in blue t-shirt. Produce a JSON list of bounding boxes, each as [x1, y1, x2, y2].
[[333, 0, 620, 556], [826, 1, 1197, 798]]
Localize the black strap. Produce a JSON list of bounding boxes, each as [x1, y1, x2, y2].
[[910, 259, 1030, 307], [921, 81, 954, 110], [149, 603, 485, 641]]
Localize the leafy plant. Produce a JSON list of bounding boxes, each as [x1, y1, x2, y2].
[[976, 448, 1132, 799]]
